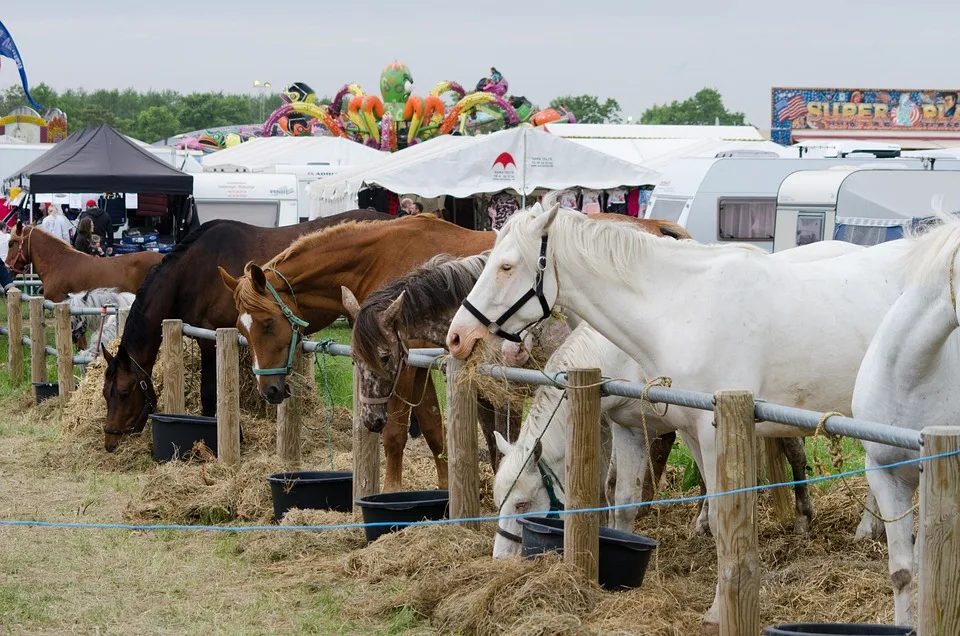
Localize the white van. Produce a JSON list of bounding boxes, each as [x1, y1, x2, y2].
[[191, 173, 299, 227], [773, 168, 960, 252]]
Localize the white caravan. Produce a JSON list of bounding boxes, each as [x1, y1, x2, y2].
[[191, 173, 299, 227], [773, 167, 960, 252], [644, 156, 960, 252]]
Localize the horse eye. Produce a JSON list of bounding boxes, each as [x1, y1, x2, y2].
[[514, 501, 530, 513], [501, 263, 512, 272]]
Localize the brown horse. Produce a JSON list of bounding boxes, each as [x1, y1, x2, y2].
[[219, 215, 495, 491], [5, 222, 162, 302], [100, 210, 392, 452]]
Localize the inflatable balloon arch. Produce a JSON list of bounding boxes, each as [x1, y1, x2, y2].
[[257, 62, 575, 151]]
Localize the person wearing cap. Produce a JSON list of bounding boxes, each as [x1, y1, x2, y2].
[[78, 199, 112, 245]]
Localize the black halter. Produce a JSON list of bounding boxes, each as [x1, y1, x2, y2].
[[495, 458, 566, 545], [460, 235, 552, 343], [103, 355, 156, 436]]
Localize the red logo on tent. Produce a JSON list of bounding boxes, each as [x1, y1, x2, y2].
[[492, 152, 516, 169]]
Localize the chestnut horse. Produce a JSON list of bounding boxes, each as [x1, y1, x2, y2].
[[101, 210, 392, 452], [5, 222, 162, 301], [220, 215, 495, 491]]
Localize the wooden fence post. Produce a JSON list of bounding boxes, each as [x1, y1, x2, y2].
[[29, 296, 45, 390], [564, 368, 602, 582], [161, 319, 184, 414], [445, 357, 480, 528], [714, 390, 760, 636], [762, 439, 794, 526], [215, 328, 240, 466], [54, 302, 74, 398], [6, 288, 23, 384], [276, 350, 307, 465], [117, 307, 130, 338], [352, 365, 381, 511], [918, 426, 960, 636]]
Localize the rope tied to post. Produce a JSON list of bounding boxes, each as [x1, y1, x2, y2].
[[309, 338, 337, 470], [813, 411, 917, 524]]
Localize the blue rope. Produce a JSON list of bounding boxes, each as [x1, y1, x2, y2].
[[0, 449, 956, 533]]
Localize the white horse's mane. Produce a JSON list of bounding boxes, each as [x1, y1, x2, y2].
[[499, 205, 762, 289], [899, 203, 960, 288]]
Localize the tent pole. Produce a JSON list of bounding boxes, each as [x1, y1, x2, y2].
[[521, 128, 527, 208]]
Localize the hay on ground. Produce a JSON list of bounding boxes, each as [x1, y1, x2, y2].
[[237, 508, 366, 565]]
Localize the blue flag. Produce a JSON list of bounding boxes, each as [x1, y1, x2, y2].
[[0, 19, 41, 111]]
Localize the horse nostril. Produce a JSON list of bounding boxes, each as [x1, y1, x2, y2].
[[450, 333, 461, 348]]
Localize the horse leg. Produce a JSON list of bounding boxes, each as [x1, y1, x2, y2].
[[855, 489, 886, 541], [679, 429, 711, 536], [864, 451, 919, 627], [412, 373, 448, 490], [696, 414, 723, 633], [610, 421, 648, 532], [639, 431, 676, 509], [199, 340, 217, 417], [781, 437, 815, 534], [382, 399, 412, 493], [477, 397, 498, 470]]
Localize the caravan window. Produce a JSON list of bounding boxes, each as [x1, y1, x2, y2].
[[833, 223, 904, 247], [717, 198, 776, 241], [647, 198, 686, 223], [195, 201, 280, 228]]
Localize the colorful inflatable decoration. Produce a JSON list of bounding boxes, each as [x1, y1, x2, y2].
[[260, 63, 555, 151], [171, 125, 263, 153], [0, 106, 68, 143]]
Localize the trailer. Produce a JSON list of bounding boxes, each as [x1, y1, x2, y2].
[[643, 156, 960, 252], [191, 173, 299, 227], [773, 167, 960, 251]]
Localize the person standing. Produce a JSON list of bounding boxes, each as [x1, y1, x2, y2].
[[73, 217, 94, 254], [398, 197, 415, 217], [490, 67, 502, 83], [78, 199, 112, 244], [40, 203, 72, 243]]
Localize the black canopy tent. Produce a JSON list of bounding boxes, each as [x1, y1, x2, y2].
[[10, 124, 196, 242]]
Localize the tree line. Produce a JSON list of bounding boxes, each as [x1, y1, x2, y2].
[[0, 83, 748, 144]]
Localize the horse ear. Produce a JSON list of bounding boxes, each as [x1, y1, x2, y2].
[[494, 431, 513, 458], [532, 203, 561, 235], [244, 262, 267, 294], [379, 291, 405, 327], [341, 286, 361, 320], [101, 344, 114, 364], [529, 201, 544, 215], [218, 266, 239, 293]]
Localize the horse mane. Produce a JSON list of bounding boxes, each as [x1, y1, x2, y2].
[[900, 207, 960, 288], [122, 221, 228, 352], [353, 252, 489, 374], [271, 220, 381, 267]]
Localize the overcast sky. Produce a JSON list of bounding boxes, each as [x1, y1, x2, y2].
[[1, 1, 956, 127]]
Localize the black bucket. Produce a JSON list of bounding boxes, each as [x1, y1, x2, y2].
[[763, 626, 915, 636], [517, 516, 658, 591], [33, 382, 58, 404], [355, 490, 449, 543], [150, 414, 218, 462], [267, 471, 354, 520]]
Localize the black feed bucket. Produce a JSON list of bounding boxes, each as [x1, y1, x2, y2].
[[518, 516, 658, 591], [150, 414, 218, 462], [763, 625, 916, 636], [266, 471, 354, 520], [33, 382, 58, 404], [355, 490, 449, 544]]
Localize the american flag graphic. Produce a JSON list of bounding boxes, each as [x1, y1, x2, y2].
[[891, 103, 923, 127], [777, 94, 807, 122]]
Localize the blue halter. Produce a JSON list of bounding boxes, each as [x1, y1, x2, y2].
[[252, 268, 310, 377]]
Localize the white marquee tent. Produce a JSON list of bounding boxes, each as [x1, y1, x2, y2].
[[201, 136, 385, 171], [308, 127, 660, 218]]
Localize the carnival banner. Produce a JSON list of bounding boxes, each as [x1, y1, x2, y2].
[[771, 87, 960, 145], [0, 19, 41, 111]]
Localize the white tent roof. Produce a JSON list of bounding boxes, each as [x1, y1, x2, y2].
[[201, 136, 385, 171], [307, 127, 660, 217], [544, 124, 765, 141], [563, 138, 794, 170]]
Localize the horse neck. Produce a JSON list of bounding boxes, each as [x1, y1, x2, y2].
[[518, 385, 570, 502], [121, 281, 176, 371], [26, 229, 73, 279]]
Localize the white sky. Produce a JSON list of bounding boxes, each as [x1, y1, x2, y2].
[[1, 1, 956, 127]]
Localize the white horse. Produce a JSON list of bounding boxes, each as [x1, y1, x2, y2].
[[68, 288, 135, 356], [447, 203, 910, 628], [851, 212, 960, 626]]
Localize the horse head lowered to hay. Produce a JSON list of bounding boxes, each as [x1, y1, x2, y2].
[[100, 210, 391, 451], [5, 222, 163, 301], [446, 202, 911, 628]]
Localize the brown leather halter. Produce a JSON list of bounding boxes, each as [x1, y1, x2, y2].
[[8, 226, 33, 275]]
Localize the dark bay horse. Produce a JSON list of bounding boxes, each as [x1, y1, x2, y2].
[[220, 215, 495, 491], [101, 210, 391, 451], [5, 222, 162, 301]]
